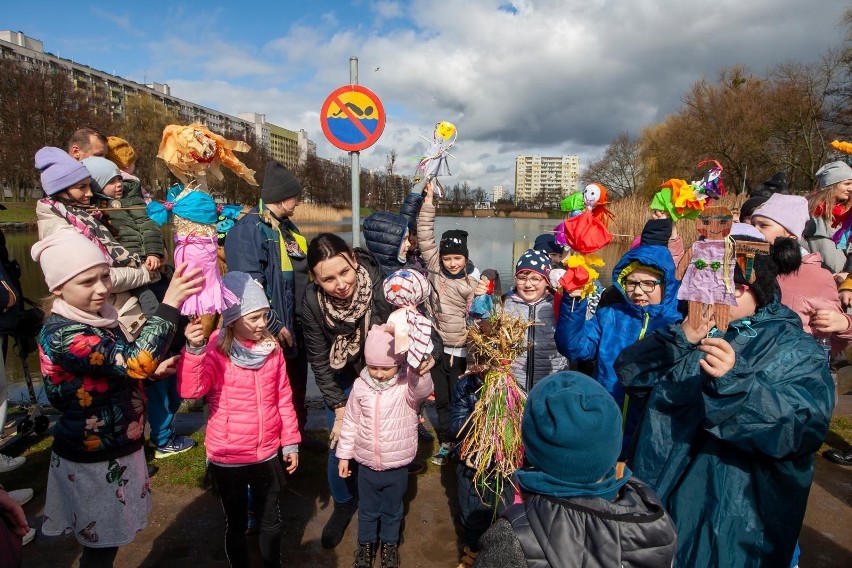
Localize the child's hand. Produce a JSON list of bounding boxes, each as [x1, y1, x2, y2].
[[338, 459, 351, 478], [834, 272, 848, 285], [697, 337, 736, 378], [152, 355, 180, 378], [283, 452, 299, 474], [474, 276, 490, 296], [185, 320, 206, 348], [681, 316, 713, 345], [810, 309, 850, 333], [145, 256, 162, 271], [277, 326, 293, 347], [161, 263, 204, 310], [416, 354, 435, 376], [423, 180, 434, 205], [841, 290, 852, 309], [651, 209, 669, 220]]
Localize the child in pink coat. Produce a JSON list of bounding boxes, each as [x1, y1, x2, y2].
[[337, 325, 434, 568], [177, 271, 300, 568]]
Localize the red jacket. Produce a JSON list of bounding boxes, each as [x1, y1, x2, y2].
[[177, 330, 301, 464]]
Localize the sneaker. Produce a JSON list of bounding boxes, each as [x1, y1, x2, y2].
[[154, 435, 196, 459], [353, 542, 376, 568], [431, 442, 453, 466], [379, 542, 400, 568], [406, 461, 425, 475], [321, 499, 358, 549], [8, 488, 34, 507], [0, 453, 25, 473], [22, 527, 36, 546], [417, 423, 434, 442]]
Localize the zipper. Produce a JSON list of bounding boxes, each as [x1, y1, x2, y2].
[[623, 311, 651, 431], [373, 390, 382, 470], [254, 369, 263, 453], [526, 302, 535, 391]]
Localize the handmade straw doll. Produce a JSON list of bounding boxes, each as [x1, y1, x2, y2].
[[147, 123, 257, 317], [558, 183, 614, 302], [412, 121, 456, 197], [676, 206, 737, 331], [382, 269, 434, 368]]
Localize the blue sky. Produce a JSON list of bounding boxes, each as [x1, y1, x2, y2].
[[4, 1, 850, 194]]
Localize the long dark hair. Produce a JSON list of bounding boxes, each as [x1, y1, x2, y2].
[[307, 233, 355, 273]]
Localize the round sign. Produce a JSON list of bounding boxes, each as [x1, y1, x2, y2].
[[320, 84, 386, 152]]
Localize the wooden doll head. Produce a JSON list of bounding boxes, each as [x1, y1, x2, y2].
[[696, 206, 733, 240]]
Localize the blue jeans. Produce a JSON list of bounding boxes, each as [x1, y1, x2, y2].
[[357, 466, 408, 544], [326, 386, 358, 504], [146, 376, 182, 447]]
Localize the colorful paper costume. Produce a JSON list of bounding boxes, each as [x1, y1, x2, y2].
[[652, 160, 727, 221], [148, 123, 257, 316], [382, 269, 434, 369], [413, 121, 456, 197], [676, 206, 737, 331], [558, 184, 614, 299]]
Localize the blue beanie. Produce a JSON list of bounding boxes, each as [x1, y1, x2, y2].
[[34, 147, 91, 196], [520, 372, 622, 485], [533, 233, 561, 255], [515, 249, 551, 279], [82, 157, 122, 195], [221, 271, 271, 327]]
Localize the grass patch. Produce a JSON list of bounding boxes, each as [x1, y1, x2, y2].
[[822, 415, 852, 453], [147, 431, 209, 489], [0, 200, 37, 223]]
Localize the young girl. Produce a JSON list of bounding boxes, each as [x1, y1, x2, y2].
[[806, 160, 852, 274], [418, 182, 486, 465], [337, 325, 434, 568], [616, 236, 833, 567], [503, 248, 567, 392], [177, 271, 300, 568], [33, 229, 202, 568]]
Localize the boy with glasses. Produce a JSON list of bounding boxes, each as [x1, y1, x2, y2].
[[555, 244, 682, 456]]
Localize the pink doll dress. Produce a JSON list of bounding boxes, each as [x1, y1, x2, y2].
[[173, 234, 237, 315], [677, 240, 736, 306]]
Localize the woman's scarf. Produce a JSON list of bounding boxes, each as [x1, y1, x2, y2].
[[42, 198, 141, 268], [229, 338, 277, 369], [317, 263, 373, 370], [51, 298, 120, 329]]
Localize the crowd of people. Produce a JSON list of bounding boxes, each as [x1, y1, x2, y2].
[[0, 125, 848, 568]]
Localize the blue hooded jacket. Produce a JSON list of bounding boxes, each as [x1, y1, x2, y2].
[[554, 245, 682, 454]]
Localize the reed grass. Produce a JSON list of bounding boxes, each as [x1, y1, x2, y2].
[[291, 203, 352, 222]]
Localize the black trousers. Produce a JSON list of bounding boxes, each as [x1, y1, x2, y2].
[[209, 458, 286, 568], [431, 352, 467, 442], [456, 464, 515, 550], [285, 347, 309, 433]]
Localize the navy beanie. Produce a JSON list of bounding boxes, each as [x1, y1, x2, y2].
[[515, 249, 551, 279], [521, 372, 622, 485], [533, 233, 562, 255], [440, 229, 469, 257]]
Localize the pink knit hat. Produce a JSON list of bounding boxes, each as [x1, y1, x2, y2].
[[364, 324, 402, 367], [751, 194, 809, 239], [31, 229, 111, 291]]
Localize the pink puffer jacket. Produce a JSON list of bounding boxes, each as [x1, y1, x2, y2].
[[336, 367, 433, 471], [177, 330, 301, 464]]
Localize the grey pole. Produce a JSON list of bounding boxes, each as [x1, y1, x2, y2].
[[350, 56, 360, 247]]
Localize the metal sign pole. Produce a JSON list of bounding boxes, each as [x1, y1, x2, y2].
[[350, 56, 360, 248]]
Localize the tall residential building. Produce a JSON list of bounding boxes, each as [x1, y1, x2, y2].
[[492, 185, 504, 201], [514, 155, 580, 206], [0, 30, 313, 165]]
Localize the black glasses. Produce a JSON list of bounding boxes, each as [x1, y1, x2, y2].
[[623, 279, 662, 293]]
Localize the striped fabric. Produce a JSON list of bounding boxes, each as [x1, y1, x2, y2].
[[383, 270, 434, 368]]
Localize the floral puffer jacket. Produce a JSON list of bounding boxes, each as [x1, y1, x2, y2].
[[38, 304, 180, 463]]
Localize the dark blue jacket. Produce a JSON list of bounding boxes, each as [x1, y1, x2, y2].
[[615, 302, 834, 567], [554, 245, 681, 454], [224, 203, 308, 358], [363, 211, 409, 277]]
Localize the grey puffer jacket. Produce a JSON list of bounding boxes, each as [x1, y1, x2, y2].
[[502, 292, 567, 392], [474, 478, 677, 568]]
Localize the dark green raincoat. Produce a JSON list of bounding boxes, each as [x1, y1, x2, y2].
[[615, 301, 834, 567]]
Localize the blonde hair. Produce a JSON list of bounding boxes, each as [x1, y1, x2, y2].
[[216, 324, 277, 355], [808, 183, 850, 224]]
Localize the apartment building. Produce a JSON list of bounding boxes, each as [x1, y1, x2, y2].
[[514, 155, 580, 206]]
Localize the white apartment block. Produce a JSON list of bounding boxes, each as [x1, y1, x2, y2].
[[492, 185, 504, 201], [514, 155, 580, 206], [0, 30, 313, 168]]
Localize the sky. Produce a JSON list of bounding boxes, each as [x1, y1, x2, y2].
[[4, 0, 849, 196]]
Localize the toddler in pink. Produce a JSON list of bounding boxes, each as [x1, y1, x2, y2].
[[337, 324, 434, 568]]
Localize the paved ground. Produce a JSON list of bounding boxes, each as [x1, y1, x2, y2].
[[10, 372, 852, 567]]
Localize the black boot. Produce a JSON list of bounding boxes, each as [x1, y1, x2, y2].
[[353, 542, 376, 568], [322, 499, 358, 549], [824, 448, 852, 465], [379, 542, 400, 568]]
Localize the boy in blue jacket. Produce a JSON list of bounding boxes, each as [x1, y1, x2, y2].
[[555, 244, 681, 455]]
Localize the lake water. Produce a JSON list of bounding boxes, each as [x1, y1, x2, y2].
[[3, 218, 632, 399]]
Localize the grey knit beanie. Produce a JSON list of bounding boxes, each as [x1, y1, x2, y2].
[[221, 272, 270, 327]]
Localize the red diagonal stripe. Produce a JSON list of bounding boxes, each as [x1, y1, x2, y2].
[[332, 95, 372, 139]]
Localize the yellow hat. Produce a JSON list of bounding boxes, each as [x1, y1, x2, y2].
[[106, 136, 136, 170]]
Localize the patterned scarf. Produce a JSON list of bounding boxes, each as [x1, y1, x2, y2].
[[42, 198, 141, 268], [317, 263, 373, 370]]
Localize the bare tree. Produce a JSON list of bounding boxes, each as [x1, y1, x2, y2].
[[581, 132, 646, 198]]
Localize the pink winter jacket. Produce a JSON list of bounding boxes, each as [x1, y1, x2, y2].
[[177, 330, 301, 465], [336, 367, 434, 471]]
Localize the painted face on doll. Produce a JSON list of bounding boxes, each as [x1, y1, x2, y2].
[[582, 183, 603, 209], [728, 284, 758, 321], [53, 264, 112, 313], [63, 178, 94, 207], [101, 175, 123, 199], [751, 216, 794, 244], [232, 308, 269, 342], [441, 254, 466, 275], [515, 270, 548, 303], [623, 268, 663, 307], [367, 364, 400, 382], [313, 253, 358, 300], [696, 215, 733, 239]]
